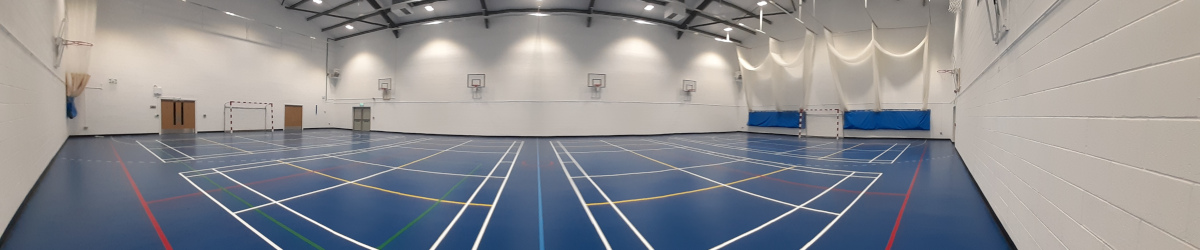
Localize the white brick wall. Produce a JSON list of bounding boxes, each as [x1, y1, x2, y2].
[[955, 0, 1200, 249], [0, 0, 69, 237]]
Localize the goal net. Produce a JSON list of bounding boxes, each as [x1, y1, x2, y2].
[[800, 108, 843, 139], [224, 101, 274, 133]]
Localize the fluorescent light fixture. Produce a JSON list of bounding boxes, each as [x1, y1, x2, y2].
[[275, 26, 282, 29], [345, 25, 354, 30], [644, 4, 654, 10], [758, 1, 768, 6], [633, 19, 655, 25], [739, 23, 746, 26], [424, 5, 434, 11], [313, 0, 322, 4], [724, 27, 733, 31], [310, 36, 316, 39], [225, 12, 236, 16], [424, 20, 444, 25], [715, 38, 732, 43], [529, 13, 549, 16]]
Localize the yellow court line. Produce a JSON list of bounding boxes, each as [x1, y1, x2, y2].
[[275, 152, 492, 207], [585, 148, 792, 206], [200, 138, 252, 153]]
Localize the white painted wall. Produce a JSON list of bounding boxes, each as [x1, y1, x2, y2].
[[328, 16, 747, 136], [0, 0, 69, 237], [69, 0, 333, 135], [739, 3, 958, 139], [955, 0, 1200, 249]]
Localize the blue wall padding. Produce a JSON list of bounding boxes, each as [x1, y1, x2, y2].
[[843, 110, 930, 130], [747, 111, 802, 128]]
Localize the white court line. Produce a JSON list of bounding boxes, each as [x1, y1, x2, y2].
[[801, 175, 882, 250], [651, 139, 873, 178], [235, 136, 292, 149], [156, 140, 196, 160], [567, 147, 679, 154], [560, 141, 655, 250], [577, 160, 746, 178], [670, 138, 878, 164], [388, 145, 508, 154], [233, 141, 472, 214], [890, 143, 912, 164], [200, 138, 252, 153], [470, 141, 526, 249], [180, 138, 432, 177], [137, 141, 166, 163], [330, 156, 502, 178], [869, 144, 898, 163], [711, 172, 855, 249], [430, 141, 519, 249], [179, 172, 282, 249], [160, 136, 405, 162], [607, 140, 798, 207], [214, 170, 375, 249], [550, 141, 612, 250], [775, 142, 835, 154], [819, 143, 862, 159], [798, 206, 840, 216]]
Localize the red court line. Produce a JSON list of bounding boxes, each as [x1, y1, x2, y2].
[[110, 142, 173, 250], [717, 166, 904, 196], [148, 161, 366, 205], [886, 144, 929, 250]]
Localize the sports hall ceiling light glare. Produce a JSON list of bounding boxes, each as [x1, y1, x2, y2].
[[758, 1, 768, 6], [529, 13, 549, 16], [644, 5, 654, 10], [424, 20, 444, 25], [224, 11, 236, 16], [313, 0, 322, 4], [715, 38, 732, 43], [724, 27, 733, 31], [424, 6, 434, 11], [345, 25, 354, 30], [633, 19, 655, 25]]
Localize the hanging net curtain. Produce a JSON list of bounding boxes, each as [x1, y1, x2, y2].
[[737, 29, 817, 113], [63, 0, 96, 119], [823, 19, 931, 112]]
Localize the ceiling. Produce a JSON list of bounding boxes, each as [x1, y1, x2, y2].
[[277, 0, 939, 42]]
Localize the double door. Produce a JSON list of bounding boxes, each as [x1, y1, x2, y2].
[[161, 100, 196, 134], [352, 107, 371, 131]]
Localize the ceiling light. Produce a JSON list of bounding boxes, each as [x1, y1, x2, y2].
[[424, 20, 444, 25], [633, 19, 655, 25], [715, 38, 732, 43], [225, 12, 236, 16], [345, 25, 354, 30], [757, 1, 768, 6], [529, 13, 549, 17], [310, 36, 316, 39], [275, 26, 282, 29], [313, 0, 322, 4], [424, 5, 434, 11], [724, 27, 733, 32], [644, 5, 654, 11]]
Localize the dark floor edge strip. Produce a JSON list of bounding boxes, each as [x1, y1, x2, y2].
[[0, 138, 68, 247], [953, 144, 1019, 250]]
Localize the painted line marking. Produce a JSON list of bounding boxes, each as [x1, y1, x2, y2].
[[890, 143, 913, 164], [869, 143, 898, 163], [575, 160, 746, 178], [429, 141, 519, 249], [214, 170, 374, 249], [179, 173, 281, 249], [330, 156, 503, 179], [559, 141, 655, 250], [383, 163, 490, 250], [136, 140, 166, 163], [886, 144, 929, 250], [110, 142, 173, 250], [820, 143, 863, 159], [775, 142, 835, 154], [177, 138, 431, 176], [200, 138, 252, 153], [669, 138, 878, 164], [471, 141, 525, 249], [712, 172, 856, 249], [537, 139, 545, 250], [802, 174, 883, 249], [235, 136, 292, 149], [549, 141, 612, 250], [604, 140, 797, 207], [156, 140, 195, 160]]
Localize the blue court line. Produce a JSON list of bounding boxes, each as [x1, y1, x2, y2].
[[537, 139, 545, 250]]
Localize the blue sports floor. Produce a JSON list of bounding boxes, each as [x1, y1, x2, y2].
[[1, 130, 1011, 249]]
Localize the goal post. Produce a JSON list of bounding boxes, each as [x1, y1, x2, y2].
[[800, 108, 843, 139], [224, 101, 274, 133]]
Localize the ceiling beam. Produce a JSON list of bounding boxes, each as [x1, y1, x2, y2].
[[322, 10, 386, 31], [688, 9, 757, 34], [480, 0, 489, 29], [676, 0, 715, 39], [691, 12, 790, 28], [586, 0, 597, 27], [287, 7, 388, 26], [287, 0, 311, 9], [307, 0, 361, 20], [363, 0, 400, 38], [716, 0, 773, 25], [334, 8, 743, 44]]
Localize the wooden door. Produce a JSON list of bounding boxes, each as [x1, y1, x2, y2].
[[161, 100, 177, 131], [160, 100, 196, 134], [284, 105, 303, 131], [180, 101, 195, 132]]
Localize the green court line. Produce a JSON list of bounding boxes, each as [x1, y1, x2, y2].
[[167, 157, 324, 250], [377, 163, 486, 250]]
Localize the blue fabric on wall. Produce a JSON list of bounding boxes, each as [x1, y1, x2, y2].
[[67, 97, 78, 119], [844, 110, 930, 130], [747, 111, 802, 128]]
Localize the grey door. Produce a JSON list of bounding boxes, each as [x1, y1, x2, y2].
[[352, 107, 371, 131]]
